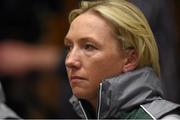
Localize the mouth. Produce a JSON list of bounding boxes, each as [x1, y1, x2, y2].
[[70, 76, 86, 81]]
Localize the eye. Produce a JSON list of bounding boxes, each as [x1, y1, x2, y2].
[[65, 44, 72, 52], [84, 43, 97, 51]]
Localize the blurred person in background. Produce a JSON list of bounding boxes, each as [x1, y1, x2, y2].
[[65, 0, 180, 119], [0, 0, 80, 118], [0, 40, 79, 118], [0, 40, 60, 76]]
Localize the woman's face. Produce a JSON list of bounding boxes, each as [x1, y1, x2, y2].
[[65, 12, 126, 102]]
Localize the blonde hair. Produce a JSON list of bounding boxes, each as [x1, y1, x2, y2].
[[68, 0, 160, 76]]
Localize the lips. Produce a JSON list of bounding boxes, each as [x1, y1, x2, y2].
[[70, 76, 86, 81]]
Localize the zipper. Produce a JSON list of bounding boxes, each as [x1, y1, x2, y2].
[[97, 82, 103, 119], [140, 105, 156, 120], [79, 101, 88, 119]]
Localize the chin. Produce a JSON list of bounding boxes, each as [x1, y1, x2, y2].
[[72, 88, 89, 99]]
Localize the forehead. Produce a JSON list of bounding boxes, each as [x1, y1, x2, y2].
[[66, 12, 115, 38]]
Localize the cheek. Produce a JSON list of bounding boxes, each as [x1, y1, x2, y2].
[[89, 56, 124, 81], [87, 61, 112, 83], [65, 67, 70, 77], [84, 60, 110, 89]]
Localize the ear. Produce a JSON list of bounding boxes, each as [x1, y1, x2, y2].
[[122, 49, 138, 73]]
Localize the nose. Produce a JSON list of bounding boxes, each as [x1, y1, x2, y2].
[[65, 49, 81, 70]]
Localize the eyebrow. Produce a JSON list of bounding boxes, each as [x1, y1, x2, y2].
[[64, 36, 103, 48], [65, 36, 96, 42], [64, 37, 71, 44]]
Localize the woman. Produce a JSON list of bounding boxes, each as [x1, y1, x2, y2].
[[64, 0, 180, 119]]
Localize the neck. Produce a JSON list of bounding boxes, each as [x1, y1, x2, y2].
[[88, 98, 97, 112]]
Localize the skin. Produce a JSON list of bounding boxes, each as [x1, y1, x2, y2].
[[64, 11, 127, 110]]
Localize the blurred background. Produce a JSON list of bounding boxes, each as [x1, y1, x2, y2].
[[0, 0, 179, 119]]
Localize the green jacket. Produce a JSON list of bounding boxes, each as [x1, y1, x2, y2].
[[69, 67, 180, 119]]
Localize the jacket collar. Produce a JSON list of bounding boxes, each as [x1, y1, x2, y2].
[[0, 83, 5, 102], [69, 67, 164, 118]]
